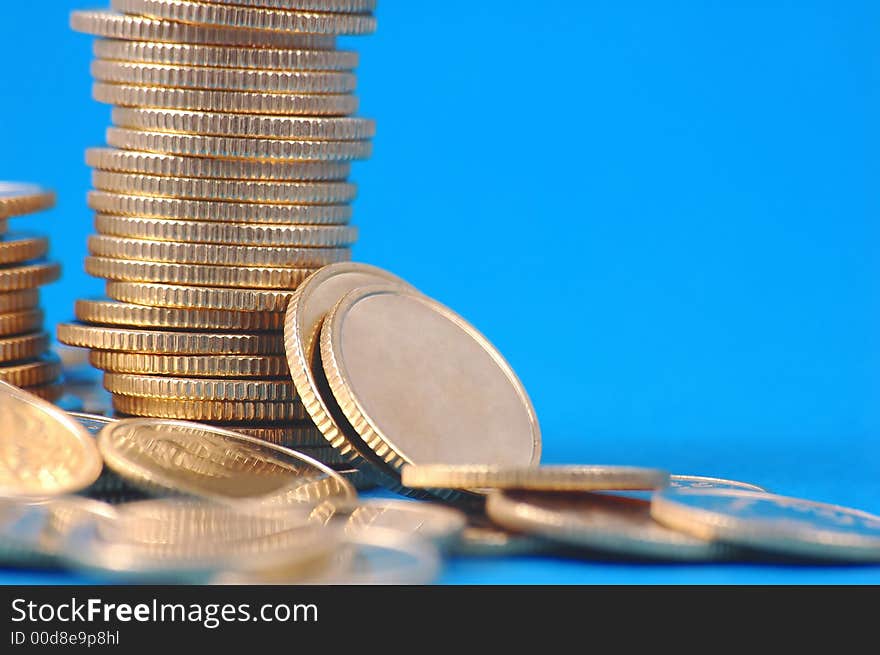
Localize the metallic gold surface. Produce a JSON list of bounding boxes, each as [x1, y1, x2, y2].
[[106, 281, 298, 312], [104, 373, 298, 401], [0, 235, 49, 265], [75, 298, 283, 331], [90, 350, 289, 377], [226, 423, 332, 448], [0, 290, 39, 313], [0, 332, 50, 363], [0, 309, 44, 337], [0, 354, 61, 388], [164, 0, 376, 12], [342, 499, 467, 549], [0, 261, 61, 291], [111, 394, 308, 421], [0, 183, 56, 220]]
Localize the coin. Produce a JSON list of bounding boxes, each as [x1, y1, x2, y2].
[[0, 354, 61, 388], [111, 108, 374, 140], [86, 148, 352, 181], [75, 298, 283, 331], [0, 183, 55, 220], [487, 490, 732, 561], [112, 394, 308, 421], [164, 0, 376, 12], [92, 171, 358, 204], [225, 423, 331, 448], [341, 499, 467, 549], [106, 281, 296, 312], [95, 61, 356, 94], [668, 475, 767, 493], [110, 0, 378, 36], [0, 381, 103, 498], [453, 517, 550, 557], [21, 383, 65, 404], [90, 350, 289, 377], [70, 10, 338, 49], [0, 234, 49, 265], [93, 39, 359, 71], [88, 191, 352, 224], [320, 285, 542, 487], [0, 332, 49, 363], [283, 263, 414, 476], [401, 464, 669, 492], [650, 488, 880, 561], [85, 256, 315, 289], [106, 127, 373, 161], [57, 322, 284, 354], [97, 418, 356, 509], [0, 309, 44, 337], [0, 290, 39, 313], [95, 215, 357, 245], [88, 236, 350, 268], [104, 373, 298, 401], [0, 261, 61, 291]]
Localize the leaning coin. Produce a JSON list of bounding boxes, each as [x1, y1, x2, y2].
[[0, 234, 49, 266], [110, 0, 377, 35], [402, 464, 669, 493], [320, 285, 541, 496], [0, 354, 62, 388], [0, 381, 103, 498], [86, 148, 351, 181], [97, 418, 356, 510], [70, 10, 337, 48], [0, 183, 55, 219], [57, 322, 284, 354], [106, 281, 300, 312], [0, 308, 44, 337], [0, 332, 50, 363], [486, 490, 733, 561], [90, 351, 289, 377], [103, 373, 298, 402], [75, 298, 284, 331], [0, 261, 61, 291], [111, 394, 308, 421], [651, 488, 880, 562], [0, 290, 39, 313], [106, 127, 373, 161]]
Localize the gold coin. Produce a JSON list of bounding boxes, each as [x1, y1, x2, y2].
[[650, 488, 880, 562], [453, 517, 550, 557], [112, 394, 308, 421], [222, 423, 330, 448], [92, 170, 358, 204], [0, 261, 61, 291], [86, 256, 315, 289], [95, 83, 360, 117], [70, 10, 338, 48], [94, 61, 357, 94], [22, 383, 66, 404], [0, 332, 49, 363], [0, 235, 49, 265], [162, 0, 376, 12], [107, 281, 297, 312], [320, 286, 541, 486], [0, 219, 8, 234], [0, 183, 55, 220], [111, 108, 374, 140], [0, 309, 43, 337], [96, 215, 357, 246], [93, 39, 359, 70], [106, 127, 373, 161], [104, 372, 298, 402], [88, 236, 350, 268], [110, 0, 377, 35], [57, 322, 283, 355], [0, 354, 62, 388], [0, 380, 103, 498], [97, 418, 356, 508], [0, 290, 39, 313], [90, 193, 352, 224], [86, 148, 352, 181], [283, 264, 415, 489], [75, 298, 283, 331], [90, 350, 289, 377], [401, 464, 669, 492]]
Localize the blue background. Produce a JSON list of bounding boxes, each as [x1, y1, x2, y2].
[[0, 1, 878, 583]]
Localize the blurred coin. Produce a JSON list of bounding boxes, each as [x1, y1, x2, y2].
[[86, 148, 351, 181], [0, 381, 103, 498], [487, 490, 733, 561], [651, 488, 880, 562], [340, 499, 466, 549], [106, 281, 301, 312], [320, 285, 541, 496], [0, 220, 7, 234], [0, 308, 44, 337], [104, 373, 298, 401], [0, 261, 61, 291], [0, 235, 49, 265], [57, 322, 284, 354], [71, 10, 337, 48], [402, 464, 669, 493], [333, 467, 377, 491], [106, 127, 372, 161], [0, 290, 39, 313], [110, 0, 377, 35], [668, 475, 767, 493], [168, 0, 376, 12], [453, 517, 550, 557], [0, 183, 55, 219], [0, 354, 61, 388], [112, 394, 308, 421], [91, 350, 289, 377], [97, 419, 356, 509], [0, 332, 50, 363], [75, 298, 284, 331]]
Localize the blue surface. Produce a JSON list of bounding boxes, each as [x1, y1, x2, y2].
[[0, 1, 878, 583]]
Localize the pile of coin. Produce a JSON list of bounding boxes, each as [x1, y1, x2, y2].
[[0, 184, 63, 402], [59, 2, 375, 481]]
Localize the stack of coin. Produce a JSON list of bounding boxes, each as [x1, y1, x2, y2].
[[59, 2, 376, 477], [0, 183, 63, 401]]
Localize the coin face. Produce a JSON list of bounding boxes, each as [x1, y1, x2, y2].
[[320, 286, 542, 480], [97, 418, 357, 510], [0, 381, 103, 498], [341, 499, 467, 548], [651, 489, 880, 561], [487, 490, 733, 561]]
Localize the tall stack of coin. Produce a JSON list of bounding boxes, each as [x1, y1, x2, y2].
[[0, 184, 63, 401], [59, 2, 376, 474]]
